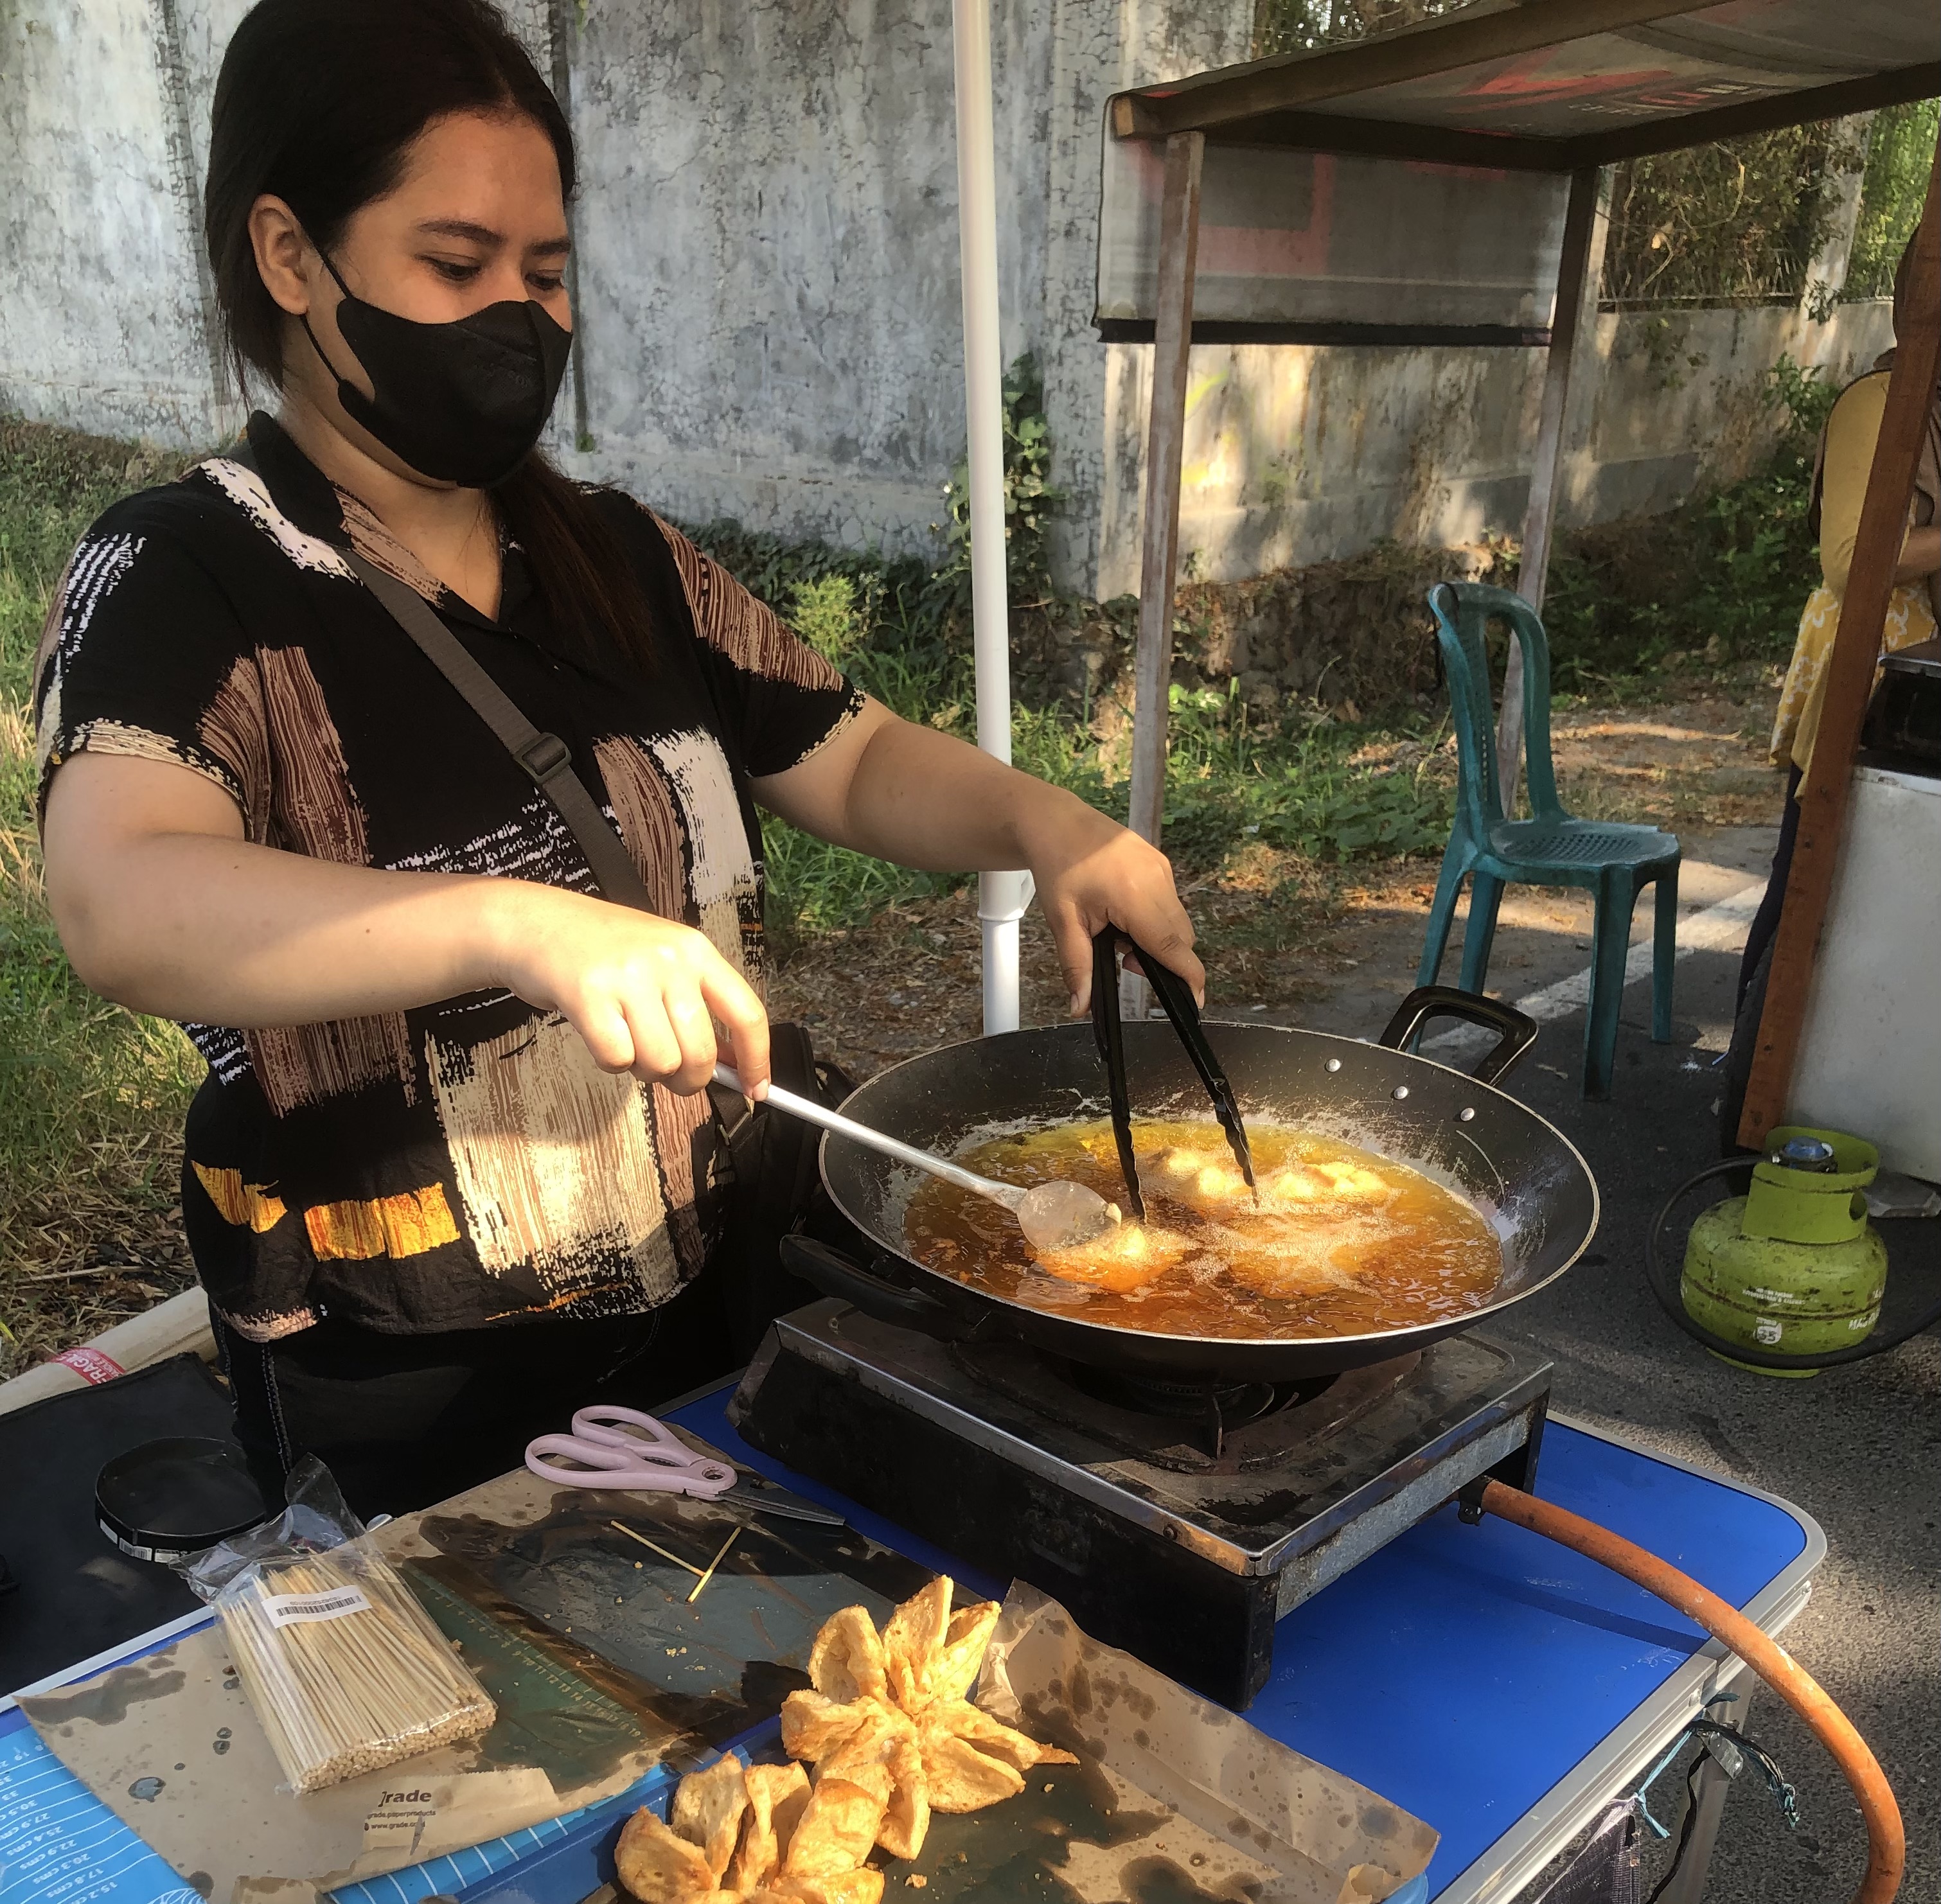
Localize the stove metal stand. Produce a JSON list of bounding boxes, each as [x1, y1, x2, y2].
[[729, 1300, 1553, 1708]]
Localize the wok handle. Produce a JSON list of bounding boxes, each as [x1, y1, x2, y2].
[[779, 1236, 986, 1344], [1378, 986, 1538, 1086]]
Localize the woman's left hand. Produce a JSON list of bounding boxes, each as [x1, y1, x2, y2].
[[1015, 795, 1203, 1018]]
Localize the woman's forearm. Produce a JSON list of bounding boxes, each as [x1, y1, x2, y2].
[[49, 825, 527, 1025], [784, 712, 1095, 872], [1895, 524, 1941, 585], [43, 752, 776, 1092]]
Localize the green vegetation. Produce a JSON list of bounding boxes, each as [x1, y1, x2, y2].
[[0, 423, 200, 1348], [1543, 356, 1835, 692], [1847, 99, 1941, 300], [1601, 123, 1860, 310], [688, 360, 1456, 947]]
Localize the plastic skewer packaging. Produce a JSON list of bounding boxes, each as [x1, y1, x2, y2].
[[176, 1457, 495, 1794]]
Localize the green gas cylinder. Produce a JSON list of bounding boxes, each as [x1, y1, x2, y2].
[[1681, 1126, 1887, 1377]]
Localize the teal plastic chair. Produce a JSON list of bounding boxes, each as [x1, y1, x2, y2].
[[1419, 582, 1680, 1098]]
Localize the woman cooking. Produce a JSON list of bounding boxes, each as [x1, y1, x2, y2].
[[33, 0, 1200, 1517]]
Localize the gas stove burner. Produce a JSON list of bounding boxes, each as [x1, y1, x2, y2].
[[731, 1302, 1553, 1707], [946, 1339, 1421, 1474], [1074, 1366, 1281, 1432], [1067, 1366, 1284, 1462]]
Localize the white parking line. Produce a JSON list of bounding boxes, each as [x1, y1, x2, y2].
[[1421, 880, 1766, 1058]]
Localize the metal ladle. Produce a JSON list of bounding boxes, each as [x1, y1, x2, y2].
[[713, 1064, 1119, 1253]]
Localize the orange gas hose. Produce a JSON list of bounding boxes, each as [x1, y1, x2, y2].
[[1479, 1479, 1904, 1904]]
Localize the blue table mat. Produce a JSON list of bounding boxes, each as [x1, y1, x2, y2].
[[1, 1395, 1810, 1904], [668, 1393, 1810, 1900]]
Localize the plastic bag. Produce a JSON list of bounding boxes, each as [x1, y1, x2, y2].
[[178, 1457, 495, 1794]]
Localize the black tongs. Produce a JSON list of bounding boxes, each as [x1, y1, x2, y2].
[[1090, 925, 1254, 1222]]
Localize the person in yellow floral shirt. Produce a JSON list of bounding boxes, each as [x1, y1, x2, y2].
[[1739, 233, 1940, 1008]]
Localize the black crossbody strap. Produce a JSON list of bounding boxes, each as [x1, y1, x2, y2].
[[342, 551, 655, 912]]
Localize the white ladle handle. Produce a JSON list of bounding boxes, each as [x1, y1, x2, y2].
[[713, 1066, 1023, 1212]]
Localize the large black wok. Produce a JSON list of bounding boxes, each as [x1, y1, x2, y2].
[[781, 988, 1597, 1382]]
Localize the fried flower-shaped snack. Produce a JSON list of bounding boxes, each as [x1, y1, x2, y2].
[[917, 1725, 1027, 1812], [881, 1578, 950, 1710], [1261, 1158, 1395, 1210], [672, 1755, 752, 1884], [925, 1697, 1075, 1774], [776, 1578, 1074, 1865], [782, 1777, 888, 1880], [781, 1690, 883, 1761], [1140, 1144, 1251, 1208], [726, 1762, 813, 1894], [616, 1806, 736, 1904], [1031, 1218, 1193, 1292], [761, 1874, 885, 1904], [1218, 1221, 1367, 1298], [808, 1605, 890, 1704]]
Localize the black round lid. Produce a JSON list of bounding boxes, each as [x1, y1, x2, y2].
[[96, 1436, 275, 1564]]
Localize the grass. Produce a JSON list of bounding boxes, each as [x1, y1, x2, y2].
[[1542, 356, 1836, 696], [0, 421, 202, 1371], [683, 521, 1461, 955]]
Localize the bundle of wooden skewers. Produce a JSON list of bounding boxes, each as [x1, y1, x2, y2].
[[215, 1546, 495, 1794]]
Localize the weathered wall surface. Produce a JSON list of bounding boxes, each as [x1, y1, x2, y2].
[[553, 0, 1046, 551], [0, 0, 244, 445], [1094, 298, 1895, 600], [0, 0, 1893, 596]]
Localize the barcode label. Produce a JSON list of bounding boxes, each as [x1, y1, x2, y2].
[[261, 1585, 373, 1627]]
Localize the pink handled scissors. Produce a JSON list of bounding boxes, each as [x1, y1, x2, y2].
[[526, 1405, 738, 1499]]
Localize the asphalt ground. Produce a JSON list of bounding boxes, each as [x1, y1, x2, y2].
[[1275, 833, 1939, 1902]]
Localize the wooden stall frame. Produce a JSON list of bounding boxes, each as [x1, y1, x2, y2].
[[1103, 4, 1936, 1054], [1737, 150, 1941, 1149], [1501, 164, 1607, 811], [1121, 130, 1203, 1019]]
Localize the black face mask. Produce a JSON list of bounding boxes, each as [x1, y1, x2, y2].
[[301, 251, 572, 488]]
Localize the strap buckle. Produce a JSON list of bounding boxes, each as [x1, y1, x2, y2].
[[516, 732, 573, 784]]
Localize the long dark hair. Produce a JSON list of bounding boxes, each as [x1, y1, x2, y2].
[[204, 0, 649, 662]]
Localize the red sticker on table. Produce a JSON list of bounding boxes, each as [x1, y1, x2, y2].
[[53, 1346, 126, 1385]]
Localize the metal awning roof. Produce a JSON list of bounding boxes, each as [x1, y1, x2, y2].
[[1110, 0, 1938, 169]]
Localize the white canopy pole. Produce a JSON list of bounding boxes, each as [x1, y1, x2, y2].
[[952, 0, 1029, 1036]]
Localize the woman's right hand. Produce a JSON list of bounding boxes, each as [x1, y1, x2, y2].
[[482, 882, 770, 1097]]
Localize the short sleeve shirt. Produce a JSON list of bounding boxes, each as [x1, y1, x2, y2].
[[33, 414, 862, 1343]]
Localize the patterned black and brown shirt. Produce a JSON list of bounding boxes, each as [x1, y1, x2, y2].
[[33, 414, 862, 1343]]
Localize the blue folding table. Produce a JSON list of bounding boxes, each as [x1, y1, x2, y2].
[[0, 1392, 1820, 1904]]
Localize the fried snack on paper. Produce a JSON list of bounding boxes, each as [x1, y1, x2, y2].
[[917, 1725, 1027, 1811], [771, 1873, 887, 1904], [880, 1578, 950, 1710], [672, 1754, 752, 1883], [808, 1605, 890, 1704], [782, 1777, 887, 1880], [616, 1806, 724, 1904], [781, 1689, 881, 1761], [727, 1761, 813, 1894], [874, 1729, 930, 1860], [817, 1702, 914, 1785], [768, 1578, 1073, 1873], [819, 1709, 928, 1862], [928, 1600, 1001, 1705], [925, 1697, 1077, 1773]]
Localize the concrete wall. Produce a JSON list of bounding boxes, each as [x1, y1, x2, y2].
[[0, 0, 246, 445], [1114, 297, 1896, 600], [0, 0, 1892, 600]]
